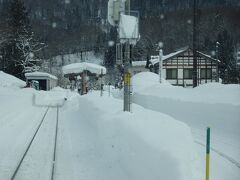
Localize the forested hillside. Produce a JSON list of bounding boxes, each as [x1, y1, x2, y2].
[[0, 0, 239, 77], [0, 0, 239, 55]]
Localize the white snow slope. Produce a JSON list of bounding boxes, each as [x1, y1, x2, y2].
[[2, 70, 239, 180], [56, 92, 202, 180], [0, 71, 26, 88], [0, 85, 202, 180], [131, 72, 240, 180]]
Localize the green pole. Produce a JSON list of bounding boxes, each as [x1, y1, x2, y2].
[[206, 127, 210, 180]]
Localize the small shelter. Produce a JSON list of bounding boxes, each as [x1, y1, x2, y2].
[[149, 47, 220, 87], [62, 62, 107, 94], [25, 72, 58, 90]]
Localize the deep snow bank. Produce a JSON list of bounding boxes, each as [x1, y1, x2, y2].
[[132, 72, 171, 92], [132, 72, 240, 105], [131, 72, 240, 166], [61, 92, 202, 180], [0, 71, 26, 88]]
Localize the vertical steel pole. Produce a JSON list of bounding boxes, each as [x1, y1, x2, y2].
[[81, 73, 84, 95], [123, 0, 131, 112], [216, 42, 219, 82], [126, 0, 131, 15], [159, 49, 163, 83], [193, 0, 198, 87], [206, 127, 211, 180], [100, 69, 103, 96], [123, 42, 131, 112]]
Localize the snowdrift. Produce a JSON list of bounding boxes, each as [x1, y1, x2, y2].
[[132, 72, 240, 105], [131, 72, 240, 168], [0, 71, 26, 88], [132, 72, 171, 92], [59, 92, 202, 180]]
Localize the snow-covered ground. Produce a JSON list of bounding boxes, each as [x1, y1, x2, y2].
[[0, 71, 26, 88], [55, 92, 202, 180], [0, 72, 202, 180], [130, 72, 240, 180], [0, 71, 239, 180]]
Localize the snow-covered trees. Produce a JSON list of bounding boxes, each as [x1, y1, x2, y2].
[[217, 30, 240, 83], [1, 0, 44, 79]]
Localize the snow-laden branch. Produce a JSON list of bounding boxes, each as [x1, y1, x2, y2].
[[12, 32, 45, 73]]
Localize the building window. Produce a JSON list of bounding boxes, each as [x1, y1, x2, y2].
[[166, 69, 177, 79], [183, 69, 193, 79], [201, 69, 212, 79]]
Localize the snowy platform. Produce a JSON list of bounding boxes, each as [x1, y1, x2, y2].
[[0, 86, 201, 180], [0, 71, 239, 180]]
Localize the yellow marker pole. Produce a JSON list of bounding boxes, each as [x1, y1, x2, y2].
[[123, 72, 131, 111], [124, 72, 131, 86], [206, 127, 210, 180]]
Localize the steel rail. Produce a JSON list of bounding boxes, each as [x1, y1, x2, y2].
[[11, 107, 50, 180], [51, 106, 59, 180]]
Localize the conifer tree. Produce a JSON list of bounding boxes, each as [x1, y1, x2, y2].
[[217, 30, 239, 83], [3, 0, 42, 79]]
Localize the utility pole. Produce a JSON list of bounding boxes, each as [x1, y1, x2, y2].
[[81, 71, 86, 95], [192, 0, 198, 88], [126, 0, 130, 15], [108, 0, 137, 112], [100, 69, 103, 96], [216, 42, 220, 82], [123, 41, 131, 111], [123, 0, 132, 112], [158, 42, 163, 83]]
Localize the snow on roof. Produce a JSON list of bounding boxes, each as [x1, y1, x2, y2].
[[196, 51, 220, 63], [150, 47, 220, 65], [150, 48, 188, 65], [62, 62, 107, 75], [0, 71, 26, 88], [132, 61, 146, 67], [119, 14, 139, 45], [25, 72, 58, 80]]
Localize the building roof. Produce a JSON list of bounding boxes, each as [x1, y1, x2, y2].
[[62, 62, 107, 75], [25, 72, 58, 80], [196, 51, 220, 63], [150, 47, 220, 65]]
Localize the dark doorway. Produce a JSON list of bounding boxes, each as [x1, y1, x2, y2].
[[38, 79, 47, 90], [28, 79, 47, 90]]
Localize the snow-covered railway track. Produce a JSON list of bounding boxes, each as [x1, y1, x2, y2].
[[10, 107, 50, 180], [194, 140, 240, 169], [10, 106, 60, 180], [51, 106, 59, 180]]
